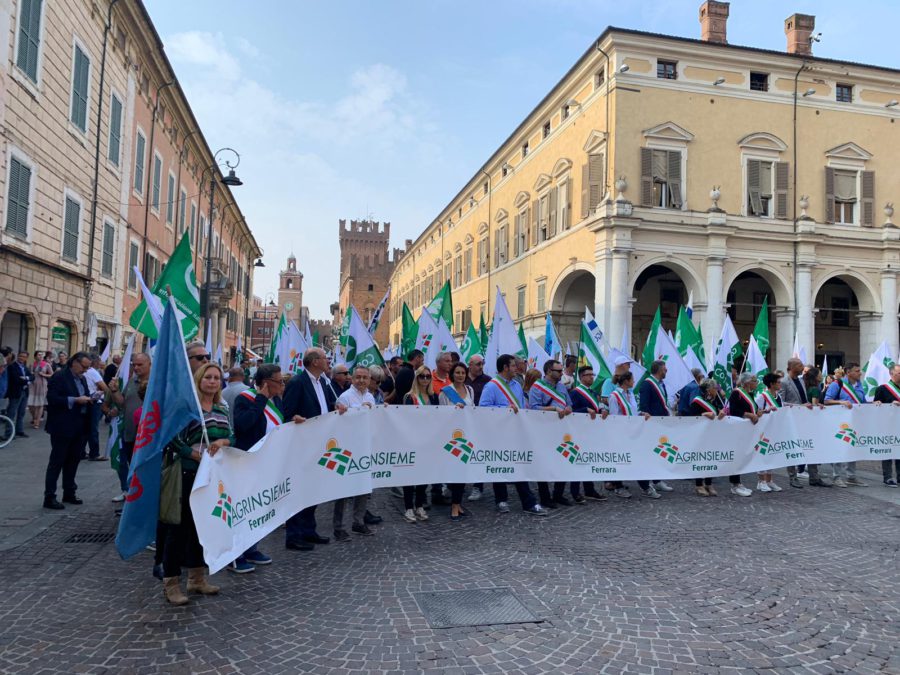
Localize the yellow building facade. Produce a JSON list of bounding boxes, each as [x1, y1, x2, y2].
[[387, 9, 900, 368]]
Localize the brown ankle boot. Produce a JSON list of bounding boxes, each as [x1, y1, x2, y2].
[[163, 576, 189, 605], [186, 567, 220, 595]]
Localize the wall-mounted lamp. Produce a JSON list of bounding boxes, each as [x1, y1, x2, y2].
[[886, 100, 899, 108], [802, 88, 816, 97], [713, 77, 726, 86], [618, 64, 630, 74]]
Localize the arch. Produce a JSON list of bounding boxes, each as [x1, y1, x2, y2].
[[724, 263, 793, 309], [552, 158, 573, 178], [737, 132, 788, 153], [549, 262, 596, 313], [477, 221, 489, 235], [513, 191, 530, 208], [629, 256, 706, 306], [812, 271, 880, 313]]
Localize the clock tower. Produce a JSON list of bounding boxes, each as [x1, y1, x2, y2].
[[278, 253, 304, 326]]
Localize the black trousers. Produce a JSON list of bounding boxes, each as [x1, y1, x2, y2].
[[695, 477, 713, 486], [538, 482, 569, 503], [492, 482, 536, 510], [403, 485, 428, 509], [44, 433, 86, 498], [448, 483, 465, 505], [162, 469, 204, 577]]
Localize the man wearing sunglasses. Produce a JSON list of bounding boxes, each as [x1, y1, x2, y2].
[[186, 341, 211, 374], [109, 351, 151, 502]]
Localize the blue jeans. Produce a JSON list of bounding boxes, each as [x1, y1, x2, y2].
[[285, 505, 318, 544], [117, 441, 134, 493], [87, 403, 103, 458], [6, 393, 27, 435]]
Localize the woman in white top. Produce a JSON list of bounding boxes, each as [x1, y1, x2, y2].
[[438, 362, 473, 521], [606, 371, 652, 499], [753, 372, 783, 494]]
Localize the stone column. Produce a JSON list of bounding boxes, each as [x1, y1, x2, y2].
[[858, 314, 881, 363], [774, 309, 794, 369], [796, 264, 814, 361], [218, 310, 228, 357], [608, 249, 630, 352], [209, 309, 219, 352], [880, 270, 898, 357], [702, 257, 724, 359]]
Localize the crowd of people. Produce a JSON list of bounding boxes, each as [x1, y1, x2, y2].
[[3, 341, 900, 606]]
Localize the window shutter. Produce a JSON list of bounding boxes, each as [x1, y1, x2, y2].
[[824, 166, 835, 224], [861, 170, 875, 226], [560, 178, 571, 230], [580, 163, 590, 218], [667, 150, 683, 208], [63, 197, 80, 260], [531, 201, 538, 247], [513, 214, 520, 257], [102, 222, 115, 276], [747, 159, 762, 215], [17, 0, 41, 82], [108, 95, 122, 165], [494, 229, 500, 266], [548, 187, 558, 238], [774, 162, 789, 219], [6, 158, 30, 237], [503, 225, 509, 262], [588, 152, 604, 210], [640, 147, 653, 206]]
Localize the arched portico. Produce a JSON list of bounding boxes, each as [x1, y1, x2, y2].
[[813, 272, 881, 368], [550, 264, 595, 346]]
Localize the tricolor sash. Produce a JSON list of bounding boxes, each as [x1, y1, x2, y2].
[[411, 392, 431, 406], [611, 389, 634, 416], [761, 391, 782, 410], [490, 377, 520, 411], [691, 396, 716, 414], [240, 389, 284, 432], [647, 377, 670, 415], [839, 381, 862, 404], [736, 388, 758, 413], [572, 384, 601, 412], [532, 379, 568, 407], [884, 380, 900, 402]]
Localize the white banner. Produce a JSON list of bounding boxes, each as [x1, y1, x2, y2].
[[191, 405, 900, 572]]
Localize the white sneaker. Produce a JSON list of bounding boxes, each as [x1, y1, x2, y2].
[[468, 487, 483, 501], [654, 481, 674, 492], [111, 493, 126, 503], [414, 507, 429, 521], [731, 484, 752, 497], [832, 478, 848, 488], [441, 486, 451, 499], [767, 481, 782, 492], [496, 501, 510, 513], [756, 480, 772, 493], [797, 471, 809, 480], [403, 509, 417, 523], [614, 487, 632, 499], [643, 486, 661, 499]]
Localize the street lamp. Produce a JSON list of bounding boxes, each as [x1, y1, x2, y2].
[[202, 148, 243, 338]]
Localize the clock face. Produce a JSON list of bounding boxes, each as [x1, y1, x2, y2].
[[285, 302, 294, 311]]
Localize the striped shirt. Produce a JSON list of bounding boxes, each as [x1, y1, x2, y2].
[[171, 403, 234, 471]]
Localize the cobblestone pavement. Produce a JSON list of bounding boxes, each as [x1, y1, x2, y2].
[[2, 429, 900, 673]]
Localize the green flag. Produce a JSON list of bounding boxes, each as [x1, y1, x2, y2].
[[128, 233, 200, 340], [401, 303, 418, 359], [578, 322, 613, 392], [641, 307, 662, 371], [346, 307, 385, 369], [478, 313, 489, 354], [266, 313, 286, 363], [460, 323, 482, 363], [675, 306, 706, 369], [752, 296, 770, 356], [712, 315, 742, 395], [338, 307, 352, 347], [696, 324, 706, 367], [517, 323, 527, 358], [426, 280, 454, 329], [312, 331, 320, 347]]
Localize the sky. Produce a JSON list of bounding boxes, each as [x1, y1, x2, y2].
[[144, 0, 900, 319]]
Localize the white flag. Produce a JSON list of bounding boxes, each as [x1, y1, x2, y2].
[[607, 346, 646, 383], [205, 321, 213, 355], [745, 335, 769, 386], [214, 343, 223, 367], [863, 340, 895, 400], [436, 319, 458, 355], [483, 287, 522, 376], [822, 354, 828, 379], [415, 307, 442, 371], [134, 266, 163, 332], [653, 325, 694, 402], [791, 333, 808, 365], [276, 321, 309, 375], [345, 306, 385, 370], [527, 338, 551, 373], [100, 340, 111, 363], [712, 314, 741, 394], [619, 323, 630, 356]]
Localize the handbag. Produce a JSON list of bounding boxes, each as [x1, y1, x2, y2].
[[159, 451, 182, 525]]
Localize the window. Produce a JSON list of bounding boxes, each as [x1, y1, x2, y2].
[[494, 224, 508, 266], [133, 130, 146, 195], [595, 67, 606, 88], [583, 153, 605, 216], [836, 84, 853, 103], [832, 169, 857, 224], [62, 195, 81, 261], [750, 72, 769, 92], [483, 181, 488, 196], [558, 178, 571, 230], [640, 148, 683, 209], [70, 43, 90, 132], [538, 194, 550, 242], [517, 287, 526, 319], [477, 237, 489, 275], [367, 283, 374, 291], [166, 173, 175, 224], [128, 242, 139, 288], [190, 202, 197, 243], [454, 254, 462, 287], [151, 153, 162, 212], [5, 156, 32, 238], [747, 160, 774, 217], [536, 281, 546, 313], [561, 103, 571, 120], [178, 189, 187, 234], [464, 248, 472, 282], [145, 254, 160, 287], [514, 209, 529, 258], [108, 94, 123, 166], [543, 121, 551, 139], [657, 60, 677, 80], [522, 142, 529, 158], [15, 0, 43, 83], [502, 165, 509, 178], [101, 221, 115, 277]]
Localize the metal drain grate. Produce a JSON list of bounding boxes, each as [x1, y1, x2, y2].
[[65, 532, 116, 544], [413, 588, 541, 629]]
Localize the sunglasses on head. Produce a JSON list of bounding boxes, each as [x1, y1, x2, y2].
[[190, 354, 211, 362]]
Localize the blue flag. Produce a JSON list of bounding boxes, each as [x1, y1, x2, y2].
[[544, 312, 561, 359], [116, 297, 201, 559]]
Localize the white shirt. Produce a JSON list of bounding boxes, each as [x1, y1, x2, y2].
[[608, 387, 638, 416], [338, 386, 375, 409], [84, 367, 103, 395], [309, 371, 328, 415]]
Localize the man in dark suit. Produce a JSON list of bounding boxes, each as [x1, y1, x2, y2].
[[6, 350, 33, 437], [281, 348, 347, 551], [43, 352, 94, 509], [636, 359, 674, 497]]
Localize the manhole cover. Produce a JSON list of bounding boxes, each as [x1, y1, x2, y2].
[[413, 588, 541, 628], [65, 533, 116, 544]]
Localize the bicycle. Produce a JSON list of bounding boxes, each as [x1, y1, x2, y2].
[[0, 413, 14, 448]]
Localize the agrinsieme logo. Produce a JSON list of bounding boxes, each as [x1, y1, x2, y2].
[[555, 434, 581, 464], [653, 436, 679, 464], [211, 480, 233, 527], [319, 438, 353, 475], [444, 429, 474, 464], [835, 423, 859, 446], [754, 434, 771, 455]]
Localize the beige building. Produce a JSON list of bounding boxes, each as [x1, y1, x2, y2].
[[0, 0, 259, 357], [387, 3, 900, 369]]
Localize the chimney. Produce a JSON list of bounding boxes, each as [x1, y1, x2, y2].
[[785, 13, 816, 55], [699, 1, 730, 44]]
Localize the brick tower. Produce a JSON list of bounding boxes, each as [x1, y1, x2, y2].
[[277, 253, 304, 327], [337, 219, 394, 349]]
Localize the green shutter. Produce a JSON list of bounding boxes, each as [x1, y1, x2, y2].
[[133, 133, 145, 193], [152, 156, 162, 209], [102, 222, 115, 276], [63, 197, 80, 261], [16, 0, 42, 83], [166, 174, 175, 223], [71, 45, 89, 131], [108, 95, 122, 165], [179, 190, 187, 233], [6, 158, 31, 237]]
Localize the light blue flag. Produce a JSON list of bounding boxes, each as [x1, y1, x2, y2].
[[116, 296, 202, 560], [544, 313, 562, 359]]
